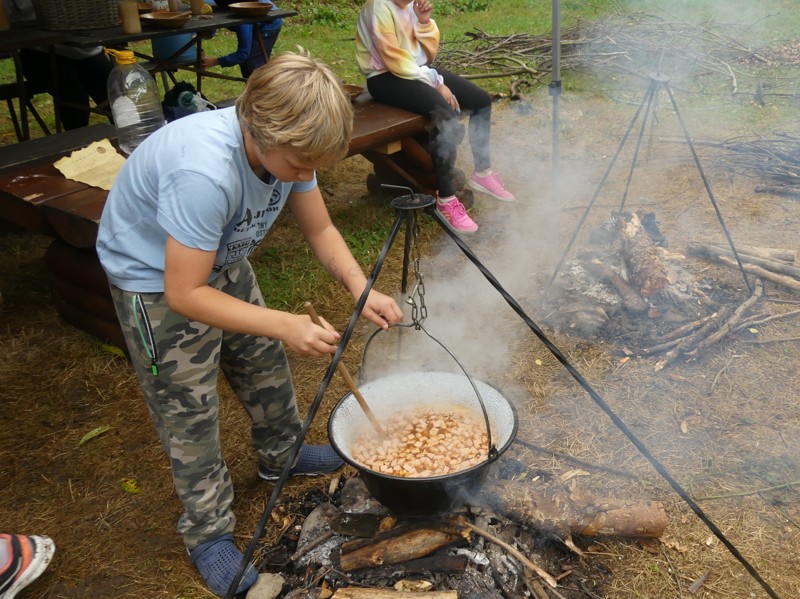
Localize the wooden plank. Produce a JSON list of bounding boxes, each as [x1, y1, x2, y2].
[[0, 164, 90, 234], [40, 187, 108, 249], [348, 101, 428, 157], [0, 123, 117, 173]]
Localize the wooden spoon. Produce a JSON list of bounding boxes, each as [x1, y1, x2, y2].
[[305, 301, 385, 436]]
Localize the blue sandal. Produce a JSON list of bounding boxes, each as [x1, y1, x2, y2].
[[190, 534, 257, 597], [258, 444, 344, 481]]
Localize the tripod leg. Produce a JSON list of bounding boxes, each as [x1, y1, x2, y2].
[[545, 77, 660, 293], [664, 83, 753, 293], [618, 82, 660, 213]]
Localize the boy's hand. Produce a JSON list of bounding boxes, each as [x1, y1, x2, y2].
[[201, 55, 219, 69], [284, 314, 341, 357], [361, 290, 404, 331], [413, 0, 432, 24]]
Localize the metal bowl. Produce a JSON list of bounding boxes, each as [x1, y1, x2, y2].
[[227, 1, 273, 16], [328, 371, 518, 516], [140, 11, 191, 28]]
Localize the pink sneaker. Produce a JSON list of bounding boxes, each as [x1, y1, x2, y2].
[[437, 197, 478, 233], [469, 170, 516, 202]]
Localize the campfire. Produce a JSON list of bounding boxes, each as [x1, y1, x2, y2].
[[249, 469, 667, 599], [542, 209, 800, 370]]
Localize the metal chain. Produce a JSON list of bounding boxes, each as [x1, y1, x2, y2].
[[406, 212, 427, 327]]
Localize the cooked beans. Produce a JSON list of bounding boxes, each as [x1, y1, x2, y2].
[[350, 408, 489, 478]]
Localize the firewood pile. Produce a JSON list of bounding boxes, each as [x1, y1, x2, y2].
[[542, 210, 800, 370], [249, 468, 667, 599], [436, 11, 800, 98], [678, 134, 800, 200]]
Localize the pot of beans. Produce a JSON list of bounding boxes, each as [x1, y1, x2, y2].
[[328, 371, 518, 516]]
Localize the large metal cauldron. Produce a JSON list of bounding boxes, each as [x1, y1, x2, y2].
[[328, 371, 518, 517]]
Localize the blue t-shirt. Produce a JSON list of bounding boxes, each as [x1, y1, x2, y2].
[[96, 107, 316, 292]]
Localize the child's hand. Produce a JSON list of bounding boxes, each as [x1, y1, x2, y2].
[[284, 314, 341, 357], [362, 291, 404, 331], [201, 55, 219, 69], [438, 83, 460, 114], [413, 0, 432, 24]]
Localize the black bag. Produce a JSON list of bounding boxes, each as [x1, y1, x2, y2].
[[161, 81, 216, 122]]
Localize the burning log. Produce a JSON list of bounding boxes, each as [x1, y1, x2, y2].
[[479, 480, 667, 539], [585, 258, 650, 314], [338, 520, 468, 572], [617, 212, 670, 298]]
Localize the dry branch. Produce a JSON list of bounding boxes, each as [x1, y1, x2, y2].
[[687, 243, 800, 280], [716, 256, 800, 293], [434, 12, 790, 96]]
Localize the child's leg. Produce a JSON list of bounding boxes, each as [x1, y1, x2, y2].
[[367, 72, 463, 197], [109, 284, 232, 552], [216, 260, 302, 468], [439, 69, 493, 172]]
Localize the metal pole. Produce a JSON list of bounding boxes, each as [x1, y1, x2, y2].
[[549, 0, 561, 203]]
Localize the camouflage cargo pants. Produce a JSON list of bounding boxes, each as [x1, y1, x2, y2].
[[109, 259, 302, 551]]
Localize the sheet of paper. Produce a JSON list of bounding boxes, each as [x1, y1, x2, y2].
[[54, 139, 126, 191]]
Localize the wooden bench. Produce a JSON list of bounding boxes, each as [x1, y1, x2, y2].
[[0, 101, 436, 347]]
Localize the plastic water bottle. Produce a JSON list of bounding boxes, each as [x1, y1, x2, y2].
[[106, 48, 166, 156]]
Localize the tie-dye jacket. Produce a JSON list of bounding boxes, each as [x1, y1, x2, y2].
[[356, 0, 443, 88]]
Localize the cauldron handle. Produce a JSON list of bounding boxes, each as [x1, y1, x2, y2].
[[359, 324, 497, 460]]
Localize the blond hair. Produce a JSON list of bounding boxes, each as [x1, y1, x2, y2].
[[236, 49, 353, 168]]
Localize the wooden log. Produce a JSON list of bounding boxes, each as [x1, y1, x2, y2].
[[479, 480, 667, 539], [617, 211, 670, 297], [706, 243, 796, 264], [687, 243, 800, 280], [716, 256, 800, 294], [331, 589, 458, 598], [585, 258, 649, 314], [339, 521, 468, 572]]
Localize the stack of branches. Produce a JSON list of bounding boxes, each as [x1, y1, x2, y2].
[[643, 243, 800, 370], [437, 11, 781, 96], [686, 134, 800, 198]]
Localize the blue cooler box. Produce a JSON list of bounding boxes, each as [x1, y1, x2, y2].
[[152, 33, 198, 63]]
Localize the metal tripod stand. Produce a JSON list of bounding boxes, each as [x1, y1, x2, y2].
[[545, 71, 753, 295], [226, 185, 779, 599]]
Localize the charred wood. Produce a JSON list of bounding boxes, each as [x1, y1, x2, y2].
[[617, 212, 670, 298], [585, 259, 650, 314], [338, 521, 468, 572], [331, 589, 458, 598]]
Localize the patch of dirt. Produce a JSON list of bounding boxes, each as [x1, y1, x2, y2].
[[2, 79, 800, 599]]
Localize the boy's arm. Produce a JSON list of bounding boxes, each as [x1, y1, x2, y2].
[[288, 186, 403, 329], [163, 235, 341, 356]]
